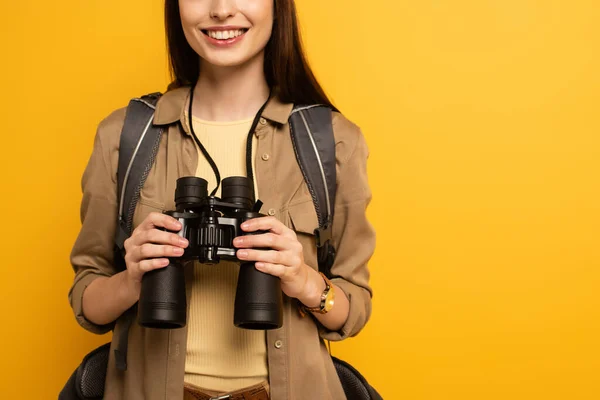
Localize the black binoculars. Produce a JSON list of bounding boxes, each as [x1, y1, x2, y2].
[[137, 176, 283, 331]]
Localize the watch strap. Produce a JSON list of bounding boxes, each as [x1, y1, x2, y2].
[[299, 272, 334, 316]]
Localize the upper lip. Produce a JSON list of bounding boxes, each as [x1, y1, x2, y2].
[[202, 26, 249, 31]]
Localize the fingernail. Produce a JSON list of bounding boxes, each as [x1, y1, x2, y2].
[[233, 237, 243, 245], [174, 247, 184, 255], [238, 250, 248, 258], [241, 222, 249, 229], [255, 262, 265, 268], [179, 238, 188, 246]]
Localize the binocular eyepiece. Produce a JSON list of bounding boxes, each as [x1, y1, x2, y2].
[[174, 176, 255, 211], [137, 176, 283, 331]]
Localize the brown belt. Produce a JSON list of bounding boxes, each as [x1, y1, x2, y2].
[[183, 381, 269, 400]]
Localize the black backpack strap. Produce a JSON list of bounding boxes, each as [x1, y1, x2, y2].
[[288, 105, 337, 277], [114, 92, 164, 262], [113, 92, 163, 371]]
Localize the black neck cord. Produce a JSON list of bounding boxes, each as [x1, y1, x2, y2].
[[245, 91, 272, 200], [187, 84, 271, 197]]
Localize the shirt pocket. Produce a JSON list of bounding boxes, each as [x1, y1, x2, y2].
[[287, 198, 319, 270], [132, 195, 166, 231]]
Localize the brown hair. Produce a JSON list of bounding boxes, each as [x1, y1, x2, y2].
[[164, 0, 335, 109]]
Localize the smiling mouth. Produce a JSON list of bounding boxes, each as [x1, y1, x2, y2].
[[201, 28, 249, 40]]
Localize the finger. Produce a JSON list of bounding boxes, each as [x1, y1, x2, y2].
[[241, 216, 291, 237], [237, 249, 299, 267], [233, 233, 293, 251], [134, 243, 184, 262], [137, 258, 170, 273], [142, 212, 182, 232], [254, 262, 287, 278], [144, 229, 189, 248]]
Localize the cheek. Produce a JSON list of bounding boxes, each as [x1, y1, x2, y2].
[[255, 23, 273, 51], [247, 1, 274, 40], [178, 2, 206, 55], [178, 0, 196, 28]]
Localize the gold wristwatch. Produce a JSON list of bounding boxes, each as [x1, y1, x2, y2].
[[299, 272, 335, 316]]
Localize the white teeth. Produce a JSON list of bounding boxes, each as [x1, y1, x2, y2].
[[207, 29, 245, 40]]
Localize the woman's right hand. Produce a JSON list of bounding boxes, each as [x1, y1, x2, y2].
[[123, 212, 189, 289]]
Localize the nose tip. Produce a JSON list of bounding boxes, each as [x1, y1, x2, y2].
[[209, 0, 236, 20]]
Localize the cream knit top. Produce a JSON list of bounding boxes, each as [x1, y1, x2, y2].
[[183, 116, 268, 391]]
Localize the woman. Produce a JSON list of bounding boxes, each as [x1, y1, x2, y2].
[[68, 0, 375, 399]]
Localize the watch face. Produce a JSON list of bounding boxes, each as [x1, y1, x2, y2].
[[324, 290, 335, 312]]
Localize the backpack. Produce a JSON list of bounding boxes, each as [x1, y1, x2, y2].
[[59, 93, 382, 400]]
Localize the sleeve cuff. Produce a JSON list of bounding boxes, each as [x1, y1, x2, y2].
[[69, 272, 115, 335], [318, 278, 372, 341]]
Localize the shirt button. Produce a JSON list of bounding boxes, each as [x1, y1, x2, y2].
[[259, 117, 267, 125], [261, 153, 270, 161], [274, 340, 283, 349], [268, 208, 276, 216]]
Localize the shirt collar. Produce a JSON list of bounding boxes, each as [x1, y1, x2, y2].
[[153, 86, 293, 132]]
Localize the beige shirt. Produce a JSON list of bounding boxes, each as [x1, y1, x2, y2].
[[184, 116, 268, 391], [68, 86, 375, 400]]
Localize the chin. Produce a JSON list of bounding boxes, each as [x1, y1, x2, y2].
[[202, 51, 263, 69], [205, 57, 249, 68]]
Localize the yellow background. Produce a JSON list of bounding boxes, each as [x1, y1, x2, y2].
[[1, 1, 599, 398]]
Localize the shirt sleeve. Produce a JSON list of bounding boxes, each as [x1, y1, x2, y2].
[[318, 114, 376, 341], [68, 108, 126, 334]]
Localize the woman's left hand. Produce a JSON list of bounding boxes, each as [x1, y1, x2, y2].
[[233, 216, 310, 300]]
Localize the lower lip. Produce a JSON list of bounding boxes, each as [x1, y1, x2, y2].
[[204, 31, 247, 47]]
